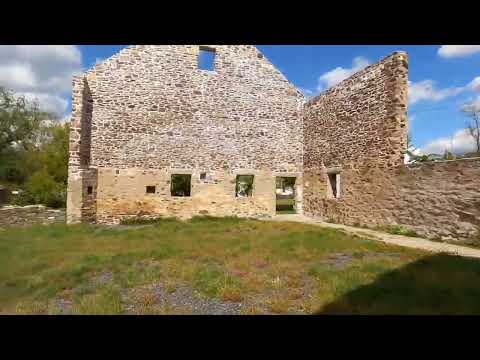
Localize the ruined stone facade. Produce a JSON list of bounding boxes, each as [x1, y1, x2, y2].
[[67, 46, 480, 242], [302, 52, 480, 242], [67, 45, 304, 224], [303, 52, 408, 226]]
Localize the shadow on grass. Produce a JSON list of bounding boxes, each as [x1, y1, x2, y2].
[[315, 254, 480, 315]]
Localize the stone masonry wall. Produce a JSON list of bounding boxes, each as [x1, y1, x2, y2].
[[391, 159, 480, 241], [66, 76, 95, 224], [95, 168, 299, 224], [303, 52, 408, 223], [303, 51, 480, 242], [0, 205, 65, 227], [305, 158, 480, 241], [68, 45, 304, 223], [303, 52, 408, 171]]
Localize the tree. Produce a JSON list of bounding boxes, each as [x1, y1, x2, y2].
[[38, 123, 69, 185], [0, 85, 69, 208], [443, 149, 455, 160], [0, 86, 50, 154], [461, 100, 480, 153]]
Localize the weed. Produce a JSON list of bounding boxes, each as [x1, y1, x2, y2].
[[265, 297, 290, 314], [219, 285, 243, 302], [380, 224, 419, 237], [240, 304, 263, 315], [72, 285, 123, 315]]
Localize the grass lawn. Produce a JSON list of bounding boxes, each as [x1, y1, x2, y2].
[[1, 216, 480, 315], [276, 198, 296, 214]]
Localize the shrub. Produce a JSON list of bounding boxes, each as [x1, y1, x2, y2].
[[382, 224, 419, 238], [22, 170, 66, 208]]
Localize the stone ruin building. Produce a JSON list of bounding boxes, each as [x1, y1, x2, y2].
[[67, 45, 480, 242]]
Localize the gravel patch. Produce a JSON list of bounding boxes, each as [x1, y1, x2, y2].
[[320, 253, 354, 269], [49, 298, 73, 314], [319, 252, 402, 269], [122, 282, 243, 315], [362, 252, 402, 261], [91, 271, 113, 286]]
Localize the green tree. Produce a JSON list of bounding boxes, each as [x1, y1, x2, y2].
[[18, 123, 69, 208], [0, 85, 69, 208], [0, 87, 50, 153], [38, 123, 69, 185]]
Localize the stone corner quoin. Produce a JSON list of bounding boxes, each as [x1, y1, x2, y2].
[[66, 45, 480, 242]]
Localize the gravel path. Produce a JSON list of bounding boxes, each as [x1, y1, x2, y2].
[[269, 215, 480, 259]]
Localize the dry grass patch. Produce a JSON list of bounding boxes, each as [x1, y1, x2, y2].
[[219, 284, 244, 302], [265, 297, 291, 314]]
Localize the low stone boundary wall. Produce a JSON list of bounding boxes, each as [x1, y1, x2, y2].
[[304, 158, 480, 242], [0, 205, 66, 227]]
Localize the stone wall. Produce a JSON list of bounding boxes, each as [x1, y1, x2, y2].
[[303, 52, 408, 222], [303, 52, 408, 172], [67, 45, 304, 224], [303, 51, 480, 242], [95, 168, 299, 224], [66, 46, 480, 241], [391, 159, 480, 241], [0, 205, 65, 227], [66, 76, 94, 224], [304, 158, 480, 241]]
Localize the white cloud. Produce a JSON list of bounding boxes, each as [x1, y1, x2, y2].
[[0, 63, 36, 89], [317, 56, 369, 92], [0, 45, 82, 117], [438, 45, 480, 59], [461, 95, 480, 113], [468, 76, 480, 92], [421, 128, 476, 155], [19, 92, 69, 116], [408, 80, 464, 105]]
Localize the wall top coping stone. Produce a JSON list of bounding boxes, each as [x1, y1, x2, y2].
[[305, 51, 407, 107], [0, 205, 65, 211], [406, 157, 480, 169]]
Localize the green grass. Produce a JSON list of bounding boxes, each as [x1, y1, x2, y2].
[[379, 224, 420, 238], [276, 198, 296, 214], [1, 217, 480, 314]]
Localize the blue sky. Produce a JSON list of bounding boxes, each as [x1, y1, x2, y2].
[[2, 45, 478, 155]]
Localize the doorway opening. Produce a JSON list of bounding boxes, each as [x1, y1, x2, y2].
[[276, 177, 296, 214]]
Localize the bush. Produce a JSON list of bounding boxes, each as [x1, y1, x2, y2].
[[382, 224, 419, 238], [22, 170, 66, 208]]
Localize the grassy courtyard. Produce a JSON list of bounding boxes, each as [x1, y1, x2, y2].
[[276, 198, 296, 214], [1, 216, 480, 315]]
